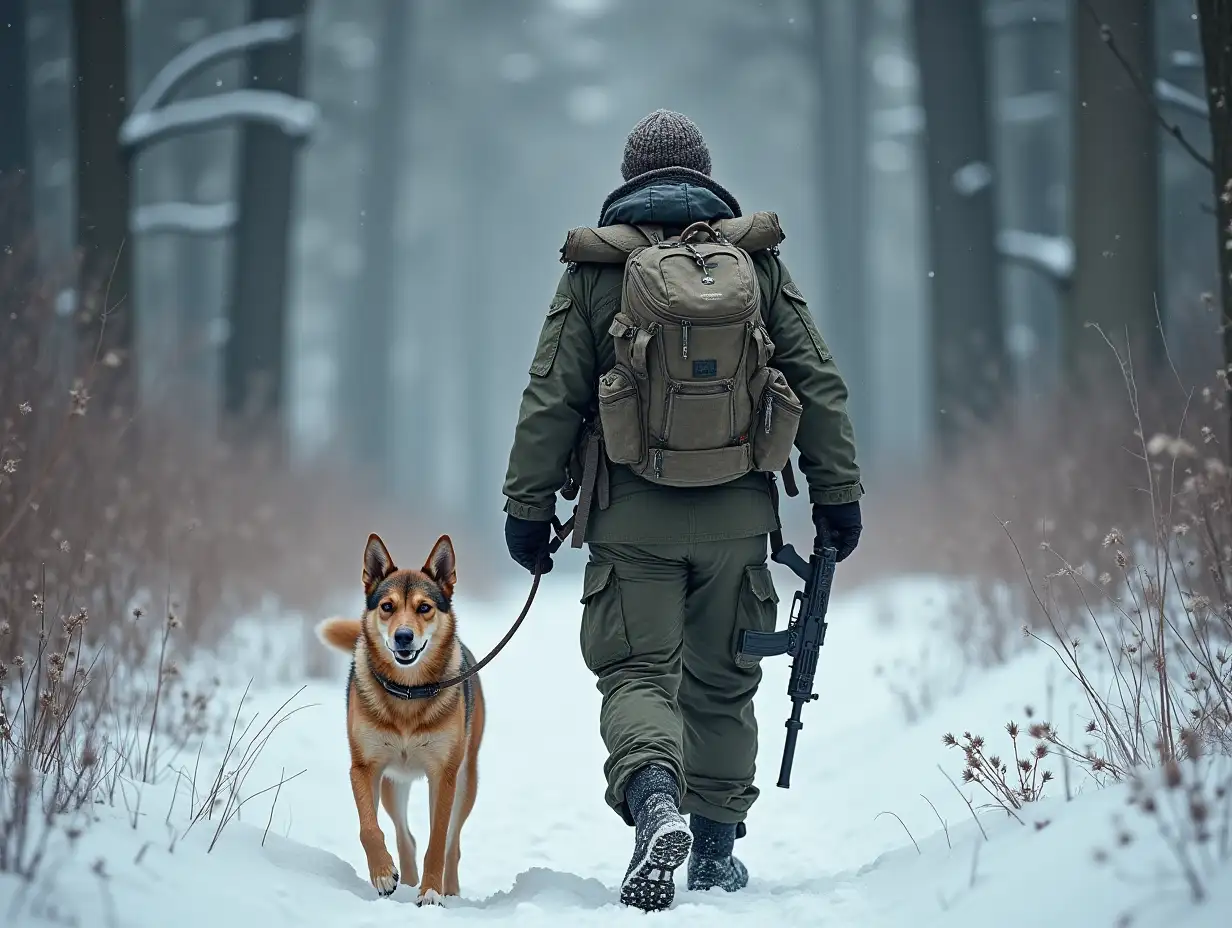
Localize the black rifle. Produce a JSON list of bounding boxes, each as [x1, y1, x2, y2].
[[736, 540, 838, 789]]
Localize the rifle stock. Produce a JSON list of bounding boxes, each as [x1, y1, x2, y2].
[[736, 540, 838, 789]]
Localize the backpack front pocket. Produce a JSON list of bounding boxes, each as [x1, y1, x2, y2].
[[751, 367, 803, 473], [662, 379, 736, 451], [598, 364, 644, 465]]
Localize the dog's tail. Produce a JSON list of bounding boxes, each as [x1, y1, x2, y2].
[[315, 617, 362, 653]]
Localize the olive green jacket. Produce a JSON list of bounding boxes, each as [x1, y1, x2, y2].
[[502, 185, 863, 545]]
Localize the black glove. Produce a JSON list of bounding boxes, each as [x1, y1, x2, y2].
[[812, 501, 861, 562], [504, 514, 554, 574]]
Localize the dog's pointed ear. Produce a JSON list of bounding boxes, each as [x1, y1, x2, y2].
[[423, 534, 456, 598], [363, 533, 396, 596]]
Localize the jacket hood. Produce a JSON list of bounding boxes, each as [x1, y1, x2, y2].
[[598, 166, 741, 226]]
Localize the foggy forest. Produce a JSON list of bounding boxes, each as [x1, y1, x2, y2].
[[2, 0, 1232, 925]]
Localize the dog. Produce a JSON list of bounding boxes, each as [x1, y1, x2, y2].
[[315, 532, 485, 905]]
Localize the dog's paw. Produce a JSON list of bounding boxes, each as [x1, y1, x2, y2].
[[416, 889, 444, 907], [369, 860, 400, 897]]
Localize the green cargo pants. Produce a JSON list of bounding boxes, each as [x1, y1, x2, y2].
[[577, 534, 780, 826]]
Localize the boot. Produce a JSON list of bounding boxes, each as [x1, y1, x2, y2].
[[619, 764, 693, 912], [686, 814, 749, 892]]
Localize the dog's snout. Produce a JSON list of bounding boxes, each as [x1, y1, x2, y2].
[[392, 628, 415, 650]]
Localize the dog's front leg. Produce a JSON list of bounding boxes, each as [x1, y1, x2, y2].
[[416, 764, 459, 906], [350, 762, 398, 896]]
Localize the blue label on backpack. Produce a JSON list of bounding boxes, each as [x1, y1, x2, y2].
[[693, 359, 718, 378]]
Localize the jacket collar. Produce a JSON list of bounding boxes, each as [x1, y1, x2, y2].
[[598, 166, 741, 226]]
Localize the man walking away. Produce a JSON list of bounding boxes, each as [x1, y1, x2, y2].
[[501, 109, 864, 911]]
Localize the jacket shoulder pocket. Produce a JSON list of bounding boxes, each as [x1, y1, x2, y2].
[[781, 282, 832, 362], [529, 294, 573, 377]]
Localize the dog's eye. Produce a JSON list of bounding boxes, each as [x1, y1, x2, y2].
[[416, 602, 432, 615], [380, 602, 393, 613]]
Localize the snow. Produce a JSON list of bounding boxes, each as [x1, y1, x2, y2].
[[1155, 78, 1210, 119], [131, 202, 237, 236], [119, 91, 319, 152], [997, 228, 1075, 282], [3, 572, 1229, 927], [130, 19, 303, 118]]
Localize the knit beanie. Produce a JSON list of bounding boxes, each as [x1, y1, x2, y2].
[[620, 109, 712, 181]]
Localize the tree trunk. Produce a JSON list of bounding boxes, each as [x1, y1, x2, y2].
[[1067, 0, 1161, 386], [1196, 0, 1232, 418], [222, 0, 307, 440], [814, 0, 872, 455], [0, 0, 31, 218], [992, 1, 1067, 402], [341, 0, 414, 490], [71, 0, 133, 411], [911, 0, 1006, 444]]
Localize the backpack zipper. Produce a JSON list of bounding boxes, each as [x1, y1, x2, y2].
[[653, 449, 663, 477], [681, 320, 690, 359], [764, 394, 774, 434]]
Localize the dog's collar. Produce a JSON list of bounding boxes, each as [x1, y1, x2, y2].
[[369, 666, 441, 701]]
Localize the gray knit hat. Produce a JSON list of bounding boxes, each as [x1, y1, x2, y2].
[[620, 109, 712, 181]]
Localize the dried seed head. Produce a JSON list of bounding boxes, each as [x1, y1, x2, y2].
[[942, 732, 957, 746], [1116, 550, 1129, 568], [1034, 743, 1049, 759], [1190, 797, 1209, 825], [1163, 760, 1183, 789], [1006, 721, 1019, 738]]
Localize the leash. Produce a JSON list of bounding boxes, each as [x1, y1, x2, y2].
[[372, 516, 574, 702]]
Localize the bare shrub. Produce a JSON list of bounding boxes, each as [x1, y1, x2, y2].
[[942, 723, 1054, 819], [0, 179, 428, 891]]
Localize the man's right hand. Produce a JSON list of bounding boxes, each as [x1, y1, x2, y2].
[[504, 514, 555, 574]]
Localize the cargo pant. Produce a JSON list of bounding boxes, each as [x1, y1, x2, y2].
[[578, 533, 780, 826]]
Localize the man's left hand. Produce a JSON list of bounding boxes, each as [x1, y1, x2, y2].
[[811, 501, 862, 562], [504, 514, 555, 574]]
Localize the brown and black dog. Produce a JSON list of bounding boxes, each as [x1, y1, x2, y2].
[[316, 532, 484, 905]]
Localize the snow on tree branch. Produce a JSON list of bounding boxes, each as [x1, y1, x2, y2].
[[131, 18, 302, 116], [1155, 78, 1210, 119], [131, 202, 237, 236], [119, 90, 318, 151], [997, 229, 1074, 285]]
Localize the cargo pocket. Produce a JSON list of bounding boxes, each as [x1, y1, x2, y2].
[[732, 564, 780, 669], [579, 561, 632, 672], [529, 295, 572, 377], [751, 367, 803, 473], [597, 364, 644, 465]]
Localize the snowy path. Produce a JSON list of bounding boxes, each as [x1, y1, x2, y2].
[[5, 570, 1229, 927]]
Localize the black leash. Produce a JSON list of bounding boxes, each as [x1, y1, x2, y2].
[[373, 516, 573, 701]]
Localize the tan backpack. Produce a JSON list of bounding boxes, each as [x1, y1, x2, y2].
[[561, 211, 802, 487]]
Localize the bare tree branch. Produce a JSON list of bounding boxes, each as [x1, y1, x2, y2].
[[1079, 0, 1214, 173]]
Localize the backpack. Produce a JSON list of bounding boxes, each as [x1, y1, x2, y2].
[[561, 211, 802, 488]]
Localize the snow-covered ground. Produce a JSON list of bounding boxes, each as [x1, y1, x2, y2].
[[4, 568, 1230, 927]]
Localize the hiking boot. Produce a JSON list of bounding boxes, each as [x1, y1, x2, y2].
[[686, 814, 749, 893], [619, 764, 693, 912]]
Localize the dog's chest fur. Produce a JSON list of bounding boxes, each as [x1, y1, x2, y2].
[[356, 725, 453, 781]]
